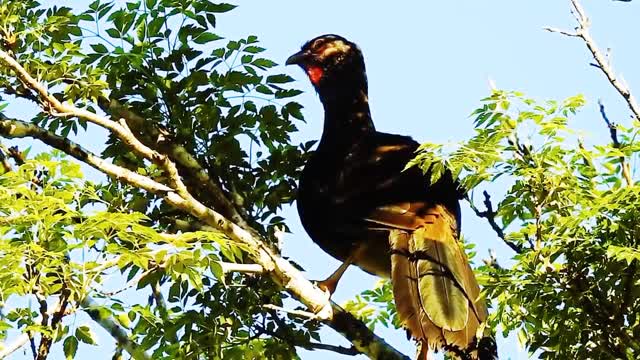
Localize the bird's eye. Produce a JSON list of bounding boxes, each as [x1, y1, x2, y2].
[[311, 39, 326, 50]]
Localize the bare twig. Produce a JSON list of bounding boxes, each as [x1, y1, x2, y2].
[[101, 267, 156, 297], [542, 27, 579, 37], [598, 100, 632, 186], [467, 191, 524, 253], [151, 281, 179, 344], [482, 249, 503, 270], [546, 0, 640, 121], [257, 313, 360, 356], [258, 319, 359, 356], [7, 145, 25, 165], [0, 333, 31, 359], [101, 261, 262, 297]]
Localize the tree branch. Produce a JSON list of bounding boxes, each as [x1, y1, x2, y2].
[[467, 191, 524, 253], [7, 54, 256, 235], [0, 298, 75, 360], [262, 304, 326, 320], [220, 262, 264, 274], [305, 342, 359, 356], [0, 118, 173, 193], [0, 45, 410, 360], [80, 297, 151, 360], [0, 141, 12, 172], [257, 317, 360, 356], [35, 293, 51, 360], [546, 0, 640, 121], [96, 97, 254, 232], [7, 145, 25, 165], [151, 281, 178, 344], [0, 49, 191, 198], [598, 100, 633, 186], [36, 289, 70, 360], [0, 333, 31, 359], [0, 115, 409, 359]]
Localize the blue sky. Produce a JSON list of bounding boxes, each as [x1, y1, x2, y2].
[[6, 0, 640, 359]]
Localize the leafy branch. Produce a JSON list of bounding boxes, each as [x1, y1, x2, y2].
[[0, 37, 409, 360], [545, 0, 638, 187]]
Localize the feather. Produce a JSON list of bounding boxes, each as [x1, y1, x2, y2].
[[389, 204, 487, 358]]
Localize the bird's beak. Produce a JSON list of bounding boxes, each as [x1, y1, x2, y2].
[[285, 50, 308, 66]]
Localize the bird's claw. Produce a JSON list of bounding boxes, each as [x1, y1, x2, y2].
[[315, 278, 338, 297]]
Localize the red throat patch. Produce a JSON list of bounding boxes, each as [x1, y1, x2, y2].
[[306, 66, 324, 85]]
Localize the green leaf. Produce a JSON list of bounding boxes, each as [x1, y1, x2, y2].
[[266, 74, 293, 84], [63, 336, 78, 359], [90, 43, 108, 54], [251, 58, 277, 69], [105, 28, 120, 38], [244, 46, 265, 54], [76, 326, 98, 345], [207, 3, 236, 13], [194, 32, 223, 44]]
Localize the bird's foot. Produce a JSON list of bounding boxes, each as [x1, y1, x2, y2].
[[313, 256, 353, 297], [315, 277, 338, 296]]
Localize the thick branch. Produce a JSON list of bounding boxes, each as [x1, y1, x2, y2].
[[0, 118, 173, 193], [220, 262, 264, 274], [0, 49, 191, 197], [96, 97, 253, 231], [0, 44, 409, 359], [0, 118, 408, 359]]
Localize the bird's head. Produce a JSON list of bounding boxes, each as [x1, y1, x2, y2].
[[286, 34, 368, 101]]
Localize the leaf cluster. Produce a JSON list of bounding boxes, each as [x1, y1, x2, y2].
[[0, 1, 323, 359], [411, 90, 640, 359]]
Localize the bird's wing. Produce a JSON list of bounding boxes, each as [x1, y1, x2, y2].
[[366, 202, 487, 354]]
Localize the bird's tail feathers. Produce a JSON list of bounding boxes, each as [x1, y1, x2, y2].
[[389, 204, 488, 359]]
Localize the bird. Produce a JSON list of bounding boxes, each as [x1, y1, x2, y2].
[[287, 34, 488, 359]]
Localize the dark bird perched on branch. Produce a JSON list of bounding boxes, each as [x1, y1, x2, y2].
[[287, 34, 489, 359]]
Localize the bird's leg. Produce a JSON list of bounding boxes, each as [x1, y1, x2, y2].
[[316, 256, 353, 295], [316, 244, 364, 295]]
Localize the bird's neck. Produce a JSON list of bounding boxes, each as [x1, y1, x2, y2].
[[318, 88, 375, 149]]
